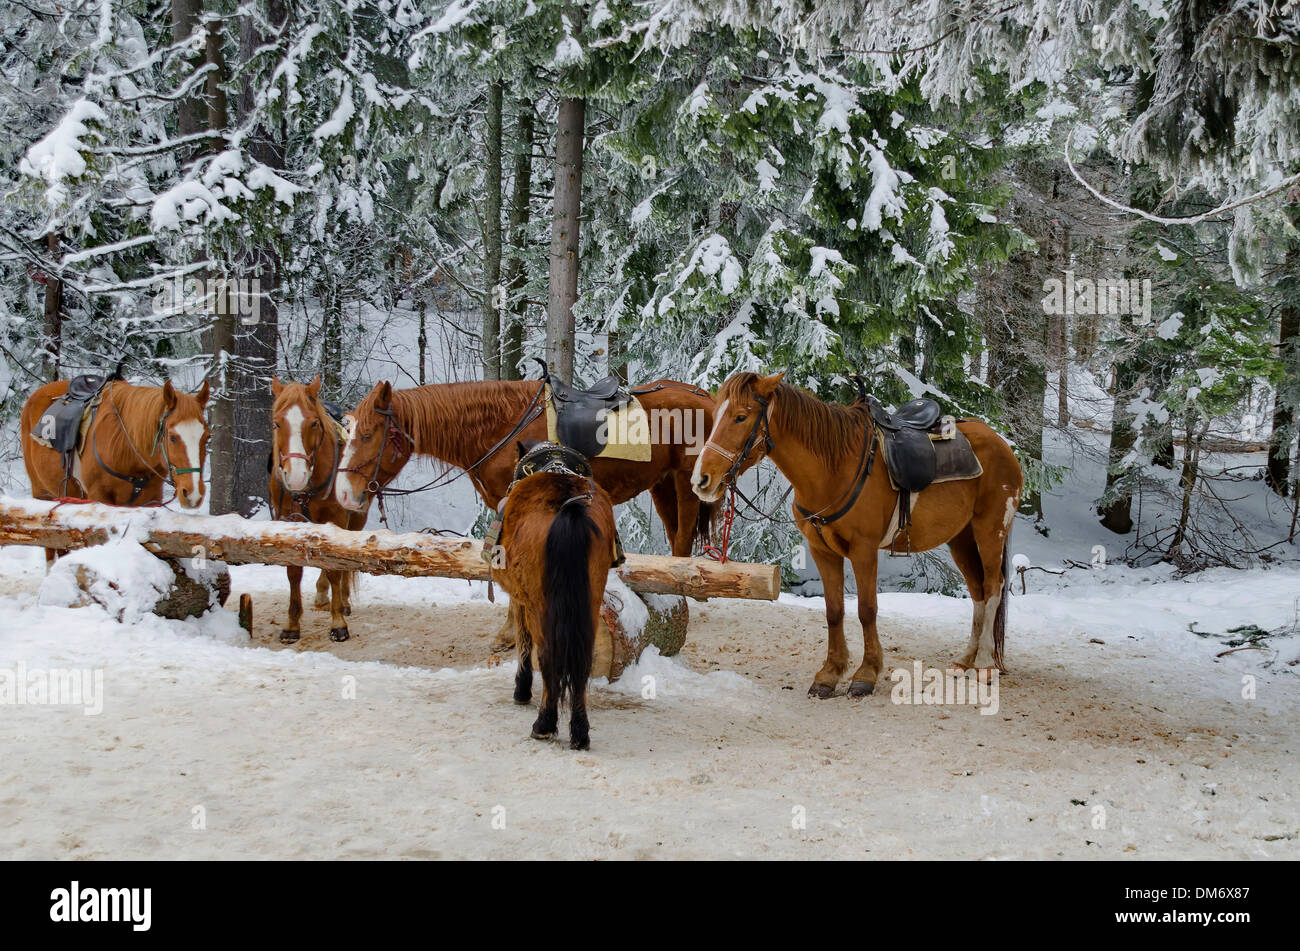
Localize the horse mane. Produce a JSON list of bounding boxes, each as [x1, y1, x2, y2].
[[366, 381, 537, 466], [721, 373, 868, 468]]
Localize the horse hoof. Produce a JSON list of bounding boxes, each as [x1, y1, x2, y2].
[[329, 627, 350, 642], [342, 604, 353, 617], [807, 683, 835, 699], [847, 680, 875, 697], [513, 692, 532, 705], [489, 637, 516, 654], [570, 736, 590, 751], [312, 599, 329, 611], [279, 630, 299, 644], [530, 730, 554, 741]]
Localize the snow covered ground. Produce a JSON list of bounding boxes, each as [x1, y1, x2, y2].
[[1, 541, 1297, 860]]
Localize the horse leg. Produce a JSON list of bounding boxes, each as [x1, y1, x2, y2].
[[341, 571, 353, 616], [312, 570, 330, 610], [946, 524, 987, 673], [281, 565, 303, 643], [327, 569, 350, 641], [807, 544, 849, 698], [846, 548, 883, 697], [649, 477, 684, 555], [672, 470, 703, 557], [513, 616, 533, 704], [969, 502, 1016, 676], [490, 600, 518, 653]]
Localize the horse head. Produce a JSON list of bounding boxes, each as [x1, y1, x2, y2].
[[270, 375, 332, 494], [335, 380, 413, 511], [160, 379, 210, 509], [690, 370, 784, 502]]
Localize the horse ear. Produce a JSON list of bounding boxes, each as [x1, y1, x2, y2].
[[162, 379, 178, 410], [195, 380, 210, 406], [374, 381, 392, 410], [754, 371, 785, 398], [307, 374, 322, 398], [270, 376, 283, 397]]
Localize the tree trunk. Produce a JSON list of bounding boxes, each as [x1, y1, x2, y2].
[[1098, 314, 1138, 533], [1168, 410, 1201, 560], [227, 1, 286, 516], [321, 282, 342, 396], [171, 0, 205, 142], [546, 96, 585, 385], [1267, 245, 1299, 495], [501, 98, 534, 382], [481, 80, 504, 381], [41, 232, 63, 382]]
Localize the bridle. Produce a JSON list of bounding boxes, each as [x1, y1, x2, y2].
[[703, 382, 877, 552], [272, 409, 342, 521], [336, 405, 415, 524], [91, 391, 203, 505]]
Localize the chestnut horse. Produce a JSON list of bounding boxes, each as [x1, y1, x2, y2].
[[269, 376, 367, 644], [692, 372, 1023, 697], [333, 379, 717, 556], [22, 378, 210, 564], [496, 447, 617, 750]]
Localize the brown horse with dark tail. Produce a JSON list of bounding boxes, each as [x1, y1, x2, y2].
[[269, 376, 368, 643], [495, 443, 618, 750], [692, 372, 1023, 697]]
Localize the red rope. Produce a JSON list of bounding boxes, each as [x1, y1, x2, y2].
[[701, 485, 737, 564]]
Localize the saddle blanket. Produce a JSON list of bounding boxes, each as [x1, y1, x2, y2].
[[545, 389, 652, 463]]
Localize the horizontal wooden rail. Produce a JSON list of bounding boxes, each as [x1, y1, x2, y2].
[[0, 497, 780, 601]]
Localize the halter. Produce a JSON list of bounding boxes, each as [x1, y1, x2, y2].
[[91, 391, 202, 504], [705, 382, 877, 556], [272, 412, 343, 521], [337, 405, 414, 524]]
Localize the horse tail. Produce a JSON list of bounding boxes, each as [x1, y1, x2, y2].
[[695, 495, 722, 551], [993, 521, 1011, 672], [542, 498, 597, 704]]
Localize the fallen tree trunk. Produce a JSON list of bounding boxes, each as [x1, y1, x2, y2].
[[0, 498, 780, 601]]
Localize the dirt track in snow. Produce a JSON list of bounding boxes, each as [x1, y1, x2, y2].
[[2, 561, 1298, 860]]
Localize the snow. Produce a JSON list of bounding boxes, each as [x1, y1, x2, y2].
[[1, 543, 1297, 859], [19, 99, 107, 206], [38, 537, 176, 624]]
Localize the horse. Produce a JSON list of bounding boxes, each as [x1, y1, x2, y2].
[[268, 375, 368, 644], [691, 371, 1024, 698], [22, 377, 210, 566], [495, 442, 618, 750], [333, 379, 717, 556]]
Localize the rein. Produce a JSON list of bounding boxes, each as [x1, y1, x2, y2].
[[272, 422, 342, 521], [705, 387, 877, 556]]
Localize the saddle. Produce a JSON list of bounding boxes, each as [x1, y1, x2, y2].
[[864, 396, 983, 554], [30, 373, 116, 457], [512, 440, 594, 482], [534, 361, 651, 463]]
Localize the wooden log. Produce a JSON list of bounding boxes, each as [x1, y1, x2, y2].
[[0, 498, 780, 600], [595, 589, 690, 681], [153, 557, 231, 620]]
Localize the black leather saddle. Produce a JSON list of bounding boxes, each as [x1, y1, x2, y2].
[[543, 365, 633, 460], [513, 440, 594, 483], [867, 396, 941, 493], [34, 373, 114, 456], [321, 399, 347, 426]]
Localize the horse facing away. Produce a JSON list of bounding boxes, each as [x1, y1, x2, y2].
[[332, 379, 717, 557], [269, 376, 368, 644], [495, 443, 618, 750], [692, 372, 1024, 698], [22, 378, 210, 565]]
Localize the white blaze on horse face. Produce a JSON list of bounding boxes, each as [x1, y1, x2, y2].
[[691, 398, 728, 501], [282, 405, 311, 492], [335, 415, 363, 510], [173, 419, 206, 508]]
